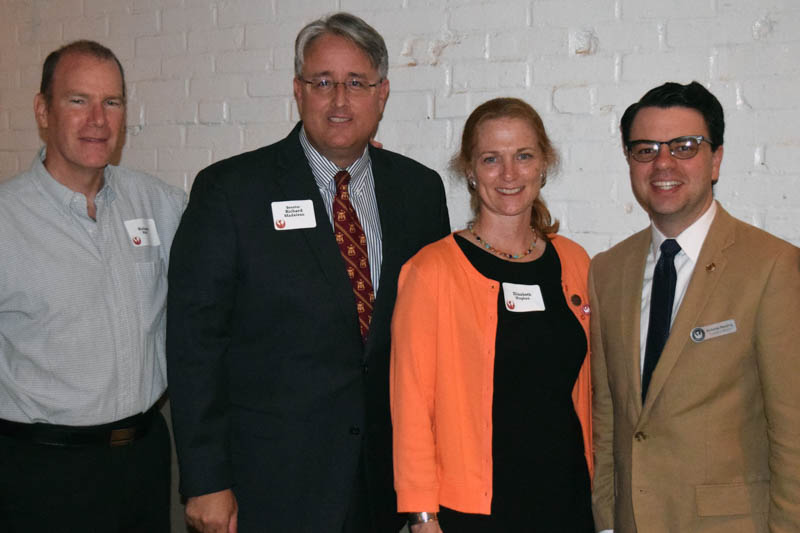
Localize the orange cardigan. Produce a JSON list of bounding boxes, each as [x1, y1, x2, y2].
[[390, 233, 593, 514]]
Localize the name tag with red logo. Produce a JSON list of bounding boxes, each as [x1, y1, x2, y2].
[[124, 218, 161, 247], [271, 200, 316, 230], [502, 282, 545, 312]]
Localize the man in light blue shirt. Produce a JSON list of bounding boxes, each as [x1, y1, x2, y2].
[[0, 40, 185, 532]]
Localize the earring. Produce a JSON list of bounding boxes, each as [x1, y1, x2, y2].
[[540, 172, 547, 186], [468, 178, 477, 189]]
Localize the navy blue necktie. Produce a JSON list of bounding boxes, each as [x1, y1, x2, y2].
[[642, 239, 681, 403]]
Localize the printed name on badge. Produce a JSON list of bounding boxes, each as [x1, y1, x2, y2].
[[271, 200, 316, 231], [690, 319, 737, 343], [502, 282, 546, 312], [124, 218, 161, 247]]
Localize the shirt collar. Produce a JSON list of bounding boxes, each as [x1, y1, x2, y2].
[[649, 201, 717, 263], [298, 126, 371, 193], [31, 147, 116, 211]]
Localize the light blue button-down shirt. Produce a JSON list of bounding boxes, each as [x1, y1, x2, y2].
[[0, 149, 186, 425]]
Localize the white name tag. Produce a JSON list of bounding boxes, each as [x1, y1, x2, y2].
[[502, 282, 545, 312], [690, 319, 737, 343], [271, 200, 316, 230], [124, 218, 161, 247]]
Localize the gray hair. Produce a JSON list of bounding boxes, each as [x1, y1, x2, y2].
[[294, 12, 388, 80]]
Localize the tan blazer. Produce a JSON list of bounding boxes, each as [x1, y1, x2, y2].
[[589, 204, 800, 533]]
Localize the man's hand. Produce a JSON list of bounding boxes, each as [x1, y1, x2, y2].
[[185, 489, 238, 533], [410, 521, 443, 533]]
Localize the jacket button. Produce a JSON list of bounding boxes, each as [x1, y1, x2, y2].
[[350, 426, 361, 436], [634, 431, 647, 441]]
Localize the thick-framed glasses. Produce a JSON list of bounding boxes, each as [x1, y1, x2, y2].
[[298, 76, 382, 95], [626, 135, 713, 163]]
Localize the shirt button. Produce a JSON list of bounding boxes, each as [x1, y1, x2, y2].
[[362, 363, 369, 375], [349, 426, 361, 436]]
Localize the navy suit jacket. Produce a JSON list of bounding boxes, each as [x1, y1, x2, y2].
[[167, 123, 450, 531]]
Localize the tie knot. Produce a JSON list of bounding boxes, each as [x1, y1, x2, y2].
[[334, 170, 351, 189], [660, 238, 681, 259]]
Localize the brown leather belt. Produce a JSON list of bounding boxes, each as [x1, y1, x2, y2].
[[0, 406, 158, 448]]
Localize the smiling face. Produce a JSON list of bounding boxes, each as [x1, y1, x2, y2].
[[34, 52, 125, 185], [470, 117, 545, 224], [627, 106, 723, 237], [293, 33, 389, 168]]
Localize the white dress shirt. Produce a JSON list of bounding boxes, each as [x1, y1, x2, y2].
[[638, 201, 717, 375], [298, 127, 383, 291]]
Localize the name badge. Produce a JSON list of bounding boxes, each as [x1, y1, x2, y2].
[[502, 282, 545, 312], [124, 218, 161, 247], [271, 200, 316, 231], [690, 319, 737, 343]]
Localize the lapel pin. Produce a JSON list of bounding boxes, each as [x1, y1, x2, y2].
[[705, 262, 716, 272]]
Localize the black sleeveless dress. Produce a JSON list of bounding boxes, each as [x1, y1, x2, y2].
[[439, 235, 594, 532]]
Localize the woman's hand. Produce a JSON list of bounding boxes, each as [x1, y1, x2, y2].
[[410, 521, 443, 533]]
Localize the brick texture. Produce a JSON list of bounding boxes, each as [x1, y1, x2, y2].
[[0, 1, 798, 252]]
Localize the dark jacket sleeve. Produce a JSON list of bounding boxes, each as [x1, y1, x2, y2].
[[167, 166, 238, 497]]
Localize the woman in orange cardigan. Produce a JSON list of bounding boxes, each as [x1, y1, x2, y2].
[[390, 98, 594, 532]]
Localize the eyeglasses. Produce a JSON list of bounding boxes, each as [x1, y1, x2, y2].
[[626, 135, 713, 163], [298, 76, 382, 95]]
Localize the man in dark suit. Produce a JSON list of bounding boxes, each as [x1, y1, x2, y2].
[[590, 82, 800, 532], [166, 12, 450, 533]]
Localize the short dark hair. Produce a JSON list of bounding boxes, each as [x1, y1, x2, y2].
[[40, 40, 126, 105], [294, 12, 388, 80], [620, 81, 724, 151]]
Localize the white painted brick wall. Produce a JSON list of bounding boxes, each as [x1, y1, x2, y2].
[[0, 0, 797, 528], [0, 0, 798, 250]]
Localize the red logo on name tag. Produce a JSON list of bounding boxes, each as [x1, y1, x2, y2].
[[507, 300, 515, 310], [132, 236, 142, 245], [275, 219, 286, 229]]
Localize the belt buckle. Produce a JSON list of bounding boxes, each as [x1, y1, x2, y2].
[[110, 427, 136, 447]]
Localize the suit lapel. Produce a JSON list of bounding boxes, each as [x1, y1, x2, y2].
[[270, 125, 361, 338], [371, 147, 409, 284], [641, 205, 736, 416], [363, 147, 408, 357], [621, 230, 651, 418]]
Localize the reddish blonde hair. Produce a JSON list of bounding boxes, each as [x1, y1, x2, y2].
[[451, 97, 560, 235]]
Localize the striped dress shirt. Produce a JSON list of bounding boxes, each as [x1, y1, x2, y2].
[[299, 127, 383, 291]]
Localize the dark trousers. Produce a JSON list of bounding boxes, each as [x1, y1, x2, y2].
[[0, 411, 171, 533], [342, 447, 370, 533]]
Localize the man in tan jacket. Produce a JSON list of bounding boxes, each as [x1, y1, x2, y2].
[[590, 81, 800, 533]]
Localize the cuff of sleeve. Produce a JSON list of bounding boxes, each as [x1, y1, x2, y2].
[[396, 487, 441, 513]]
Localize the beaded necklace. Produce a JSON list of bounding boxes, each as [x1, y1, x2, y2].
[[467, 223, 538, 260]]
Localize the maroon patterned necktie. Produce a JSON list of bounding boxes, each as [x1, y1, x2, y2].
[[333, 170, 374, 340]]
